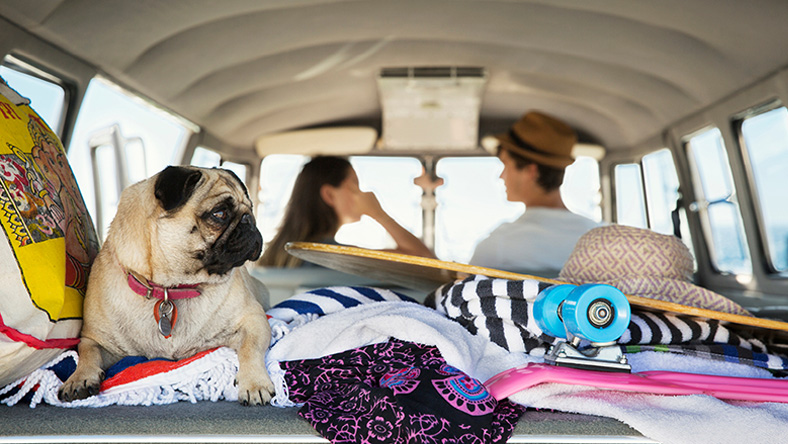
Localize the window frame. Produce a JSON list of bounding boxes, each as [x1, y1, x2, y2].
[[1, 54, 74, 138], [612, 161, 648, 228], [683, 126, 752, 275], [732, 100, 788, 274]]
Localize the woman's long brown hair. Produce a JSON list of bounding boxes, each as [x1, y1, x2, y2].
[[258, 156, 352, 267]]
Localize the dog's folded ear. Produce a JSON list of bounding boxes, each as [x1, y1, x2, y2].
[[154, 166, 203, 211]]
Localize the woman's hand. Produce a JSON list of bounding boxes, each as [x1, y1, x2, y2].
[[356, 190, 386, 220]]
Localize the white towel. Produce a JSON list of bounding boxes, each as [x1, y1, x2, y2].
[[265, 301, 531, 407], [266, 300, 788, 444]]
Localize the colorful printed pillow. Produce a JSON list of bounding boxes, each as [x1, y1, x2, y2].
[[0, 77, 99, 386]]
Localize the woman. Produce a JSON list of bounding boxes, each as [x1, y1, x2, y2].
[[259, 156, 434, 267]]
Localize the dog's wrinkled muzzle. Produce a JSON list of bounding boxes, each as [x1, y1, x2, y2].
[[203, 213, 263, 275]]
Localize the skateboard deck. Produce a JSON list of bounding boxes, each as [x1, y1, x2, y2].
[[484, 363, 788, 403], [285, 242, 788, 334]]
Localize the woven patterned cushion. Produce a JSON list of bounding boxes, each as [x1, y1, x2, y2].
[[559, 225, 749, 316], [0, 79, 99, 386]]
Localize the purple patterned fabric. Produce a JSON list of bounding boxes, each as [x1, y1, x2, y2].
[[282, 339, 525, 443]]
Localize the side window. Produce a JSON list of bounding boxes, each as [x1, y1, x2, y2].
[[686, 128, 751, 274], [190, 146, 248, 185], [614, 150, 694, 258], [642, 149, 681, 235], [67, 77, 193, 240], [257, 154, 308, 244], [191, 146, 222, 168], [739, 106, 788, 272], [614, 163, 647, 228], [220, 161, 248, 186], [562, 156, 603, 222], [1, 58, 67, 135]]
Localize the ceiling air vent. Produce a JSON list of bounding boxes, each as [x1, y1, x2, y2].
[[377, 67, 487, 151]]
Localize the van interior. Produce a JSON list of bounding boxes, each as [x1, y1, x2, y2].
[[3, 1, 788, 443]]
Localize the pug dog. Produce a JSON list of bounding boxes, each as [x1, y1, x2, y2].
[[58, 166, 274, 405]]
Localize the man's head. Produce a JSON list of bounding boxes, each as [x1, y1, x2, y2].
[[494, 111, 577, 205], [495, 111, 577, 169], [495, 111, 576, 198]]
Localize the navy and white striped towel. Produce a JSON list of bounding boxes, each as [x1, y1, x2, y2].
[[267, 286, 416, 345], [429, 275, 788, 371]]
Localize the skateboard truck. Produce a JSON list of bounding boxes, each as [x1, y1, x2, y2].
[[535, 284, 632, 372], [544, 336, 630, 372]]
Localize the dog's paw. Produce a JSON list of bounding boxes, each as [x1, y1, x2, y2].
[[57, 370, 105, 402], [236, 373, 275, 406]]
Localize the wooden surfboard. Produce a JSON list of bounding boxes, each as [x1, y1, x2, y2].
[[285, 242, 788, 334]]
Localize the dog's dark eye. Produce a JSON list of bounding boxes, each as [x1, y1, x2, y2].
[[211, 210, 228, 221]]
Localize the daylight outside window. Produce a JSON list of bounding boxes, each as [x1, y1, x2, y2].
[[740, 106, 788, 272], [257, 154, 309, 246], [191, 146, 248, 185], [257, 155, 423, 254], [641, 148, 695, 259], [434, 157, 522, 263], [67, 77, 192, 239], [191, 146, 222, 168], [614, 163, 647, 228], [1, 61, 66, 136], [686, 128, 751, 274], [338, 157, 423, 250], [563, 156, 603, 223], [642, 149, 679, 235]]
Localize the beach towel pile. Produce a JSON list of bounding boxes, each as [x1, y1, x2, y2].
[[429, 274, 788, 372], [5, 283, 788, 444]]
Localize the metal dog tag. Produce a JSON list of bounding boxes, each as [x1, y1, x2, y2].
[[155, 299, 175, 337], [158, 314, 172, 337]]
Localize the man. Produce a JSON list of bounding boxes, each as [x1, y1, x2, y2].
[[469, 111, 602, 274]]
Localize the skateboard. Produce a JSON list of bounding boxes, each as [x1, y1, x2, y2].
[[285, 242, 788, 335], [483, 362, 788, 403]]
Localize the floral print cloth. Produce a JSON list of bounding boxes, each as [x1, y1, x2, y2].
[[282, 339, 525, 444]]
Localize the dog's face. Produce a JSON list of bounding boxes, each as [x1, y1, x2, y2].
[[110, 165, 262, 285], [153, 166, 262, 278]]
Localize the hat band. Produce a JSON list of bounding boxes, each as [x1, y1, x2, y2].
[[507, 129, 554, 158]]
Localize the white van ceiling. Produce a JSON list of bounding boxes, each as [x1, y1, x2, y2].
[[2, 0, 788, 152]]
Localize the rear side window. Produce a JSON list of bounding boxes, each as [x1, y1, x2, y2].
[[612, 150, 694, 259], [739, 106, 788, 272], [642, 149, 681, 235], [1, 59, 67, 135], [67, 77, 193, 240], [614, 163, 647, 228], [190, 146, 248, 186], [686, 128, 751, 274]]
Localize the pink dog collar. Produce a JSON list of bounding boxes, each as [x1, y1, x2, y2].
[[126, 271, 201, 300]]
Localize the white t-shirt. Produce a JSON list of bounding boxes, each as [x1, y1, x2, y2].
[[469, 207, 602, 274]]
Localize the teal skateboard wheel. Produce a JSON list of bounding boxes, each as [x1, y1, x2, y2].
[[533, 284, 575, 338], [561, 283, 631, 343]]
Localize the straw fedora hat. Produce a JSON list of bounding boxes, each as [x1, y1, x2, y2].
[[558, 224, 750, 316], [496, 111, 576, 168]]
